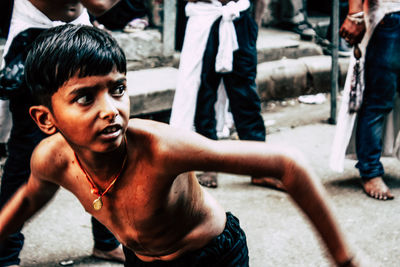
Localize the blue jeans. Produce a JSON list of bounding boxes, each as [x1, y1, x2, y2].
[[356, 12, 400, 179], [0, 98, 119, 266]]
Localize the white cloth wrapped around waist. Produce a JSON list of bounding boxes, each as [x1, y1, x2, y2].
[[169, 0, 250, 130]]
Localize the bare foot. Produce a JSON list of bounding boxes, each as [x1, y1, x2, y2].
[[251, 177, 286, 192], [197, 172, 218, 188], [361, 177, 394, 201], [93, 244, 125, 263]]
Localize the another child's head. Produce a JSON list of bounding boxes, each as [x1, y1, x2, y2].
[[25, 24, 126, 109]]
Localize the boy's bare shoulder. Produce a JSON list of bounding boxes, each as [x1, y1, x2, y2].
[[126, 118, 213, 159], [126, 118, 204, 156], [31, 133, 71, 181], [126, 118, 201, 145], [127, 118, 176, 139]]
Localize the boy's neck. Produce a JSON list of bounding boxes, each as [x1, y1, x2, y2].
[[73, 138, 128, 183]]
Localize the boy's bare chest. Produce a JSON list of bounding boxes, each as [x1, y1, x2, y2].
[[66, 167, 162, 216], [65, 169, 207, 252]]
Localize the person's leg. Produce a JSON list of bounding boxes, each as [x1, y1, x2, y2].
[[355, 13, 400, 200], [277, 0, 315, 40], [91, 217, 125, 262], [223, 16, 265, 141], [223, 11, 284, 190], [280, 0, 304, 24], [0, 101, 46, 267], [194, 18, 222, 141], [194, 18, 223, 188], [325, 0, 351, 57]]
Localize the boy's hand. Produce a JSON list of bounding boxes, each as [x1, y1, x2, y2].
[[339, 15, 366, 46], [338, 250, 375, 267]]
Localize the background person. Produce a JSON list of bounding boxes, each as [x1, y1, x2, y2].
[[331, 0, 400, 200], [0, 1, 124, 266]]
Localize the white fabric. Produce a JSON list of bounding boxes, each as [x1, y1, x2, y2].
[[329, 0, 400, 171], [3, 0, 91, 61], [382, 0, 400, 14], [0, 0, 91, 143], [0, 100, 11, 143], [169, 0, 249, 129], [215, 82, 234, 137]]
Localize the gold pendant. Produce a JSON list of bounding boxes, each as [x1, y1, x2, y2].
[[93, 197, 103, 210]]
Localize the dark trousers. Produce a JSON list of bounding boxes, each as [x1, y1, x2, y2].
[[123, 212, 249, 267], [194, 11, 266, 142], [0, 99, 119, 266]]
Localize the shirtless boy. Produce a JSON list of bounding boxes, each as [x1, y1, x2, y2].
[[0, 24, 364, 266]]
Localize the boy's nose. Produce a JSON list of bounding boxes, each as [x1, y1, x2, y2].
[[98, 95, 118, 120]]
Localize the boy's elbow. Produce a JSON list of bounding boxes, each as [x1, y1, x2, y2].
[[277, 148, 311, 188]]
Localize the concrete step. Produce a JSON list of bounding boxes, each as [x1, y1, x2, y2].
[[108, 27, 328, 71], [127, 55, 350, 117], [169, 27, 326, 69], [256, 28, 324, 63]]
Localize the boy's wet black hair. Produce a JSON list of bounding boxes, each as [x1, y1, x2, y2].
[[25, 24, 127, 109]]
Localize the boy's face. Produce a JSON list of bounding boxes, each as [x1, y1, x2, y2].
[[49, 69, 130, 152]]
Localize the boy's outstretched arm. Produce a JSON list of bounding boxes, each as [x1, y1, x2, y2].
[[0, 174, 59, 242], [162, 129, 360, 266]]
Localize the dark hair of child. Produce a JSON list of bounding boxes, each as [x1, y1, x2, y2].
[[25, 24, 126, 109]]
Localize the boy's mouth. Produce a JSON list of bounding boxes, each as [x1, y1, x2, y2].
[[100, 125, 122, 135]]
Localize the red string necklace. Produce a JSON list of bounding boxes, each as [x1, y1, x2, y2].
[[74, 138, 128, 211]]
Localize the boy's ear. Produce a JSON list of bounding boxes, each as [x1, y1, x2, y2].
[[29, 105, 57, 135]]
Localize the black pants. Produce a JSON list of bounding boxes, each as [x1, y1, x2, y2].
[[194, 11, 266, 142], [0, 98, 120, 266], [123, 212, 249, 267]]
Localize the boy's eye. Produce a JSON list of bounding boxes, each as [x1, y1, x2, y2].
[[75, 94, 94, 105], [111, 84, 126, 96]]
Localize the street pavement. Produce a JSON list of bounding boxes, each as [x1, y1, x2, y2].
[[10, 96, 400, 266]]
